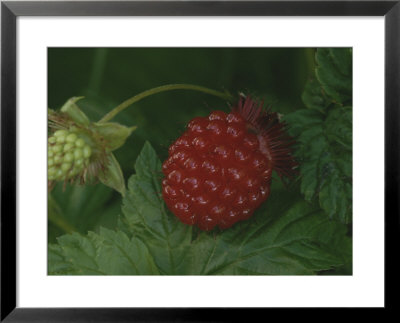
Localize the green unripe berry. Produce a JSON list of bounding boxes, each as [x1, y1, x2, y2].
[[53, 145, 62, 153], [61, 163, 72, 173], [75, 138, 85, 148], [75, 158, 83, 167], [64, 152, 74, 163], [74, 148, 83, 160], [48, 128, 93, 182], [66, 133, 78, 143], [83, 146, 91, 159], [48, 167, 56, 178], [54, 130, 68, 137], [54, 155, 63, 164], [63, 143, 74, 153], [56, 135, 66, 144]]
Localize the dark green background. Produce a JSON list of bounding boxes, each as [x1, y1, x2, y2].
[[48, 48, 315, 242]]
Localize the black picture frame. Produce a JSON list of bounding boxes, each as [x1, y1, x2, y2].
[[1, 0, 398, 321]]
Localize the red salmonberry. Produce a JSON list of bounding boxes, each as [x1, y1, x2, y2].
[[162, 96, 296, 231]]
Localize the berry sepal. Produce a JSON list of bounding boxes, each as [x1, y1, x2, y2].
[[98, 153, 126, 196], [93, 122, 137, 152], [48, 97, 136, 195], [60, 96, 90, 126]]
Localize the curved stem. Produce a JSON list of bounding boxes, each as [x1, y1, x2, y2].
[[48, 195, 77, 234], [99, 84, 234, 123]]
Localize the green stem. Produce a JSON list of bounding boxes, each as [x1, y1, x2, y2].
[[48, 195, 77, 234], [99, 84, 234, 123], [48, 212, 76, 234]]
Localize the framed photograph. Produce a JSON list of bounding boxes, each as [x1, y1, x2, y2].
[[1, 0, 398, 320]]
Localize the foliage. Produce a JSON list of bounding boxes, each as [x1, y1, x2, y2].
[[284, 48, 352, 223], [48, 48, 352, 275], [49, 142, 351, 275]]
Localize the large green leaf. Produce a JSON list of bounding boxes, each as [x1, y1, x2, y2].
[[48, 142, 351, 275], [301, 78, 330, 113], [121, 142, 351, 275], [47, 48, 352, 276], [48, 227, 159, 275], [187, 201, 350, 275], [122, 142, 193, 275], [315, 48, 352, 105], [284, 48, 352, 223]]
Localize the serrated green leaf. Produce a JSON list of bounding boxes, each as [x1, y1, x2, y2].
[[284, 48, 352, 224], [49, 141, 351, 275], [54, 232, 101, 274], [298, 126, 325, 146], [122, 142, 193, 275], [282, 110, 352, 223], [89, 228, 159, 274], [299, 161, 319, 201], [319, 171, 352, 223], [48, 228, 159, 275], [283, 109, 323, 138], [315, 48, 352, 104], [335, 153, 352, 178], [325, 106, 352, 150], [48, 244, 78, 275], [301, 78, 330, 112], [187, 201, 348, 275], [329, 48, 352, 76], [121, 142, 351, 275]]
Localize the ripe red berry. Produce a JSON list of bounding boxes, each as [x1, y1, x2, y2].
[[162, 96, 296, 231]]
